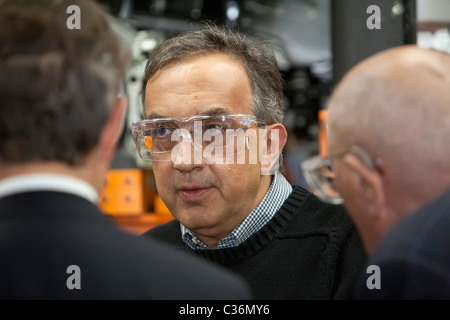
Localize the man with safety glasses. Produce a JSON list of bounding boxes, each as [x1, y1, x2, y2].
[[136, 24, 367, 299], [301, 45, 450, 299]]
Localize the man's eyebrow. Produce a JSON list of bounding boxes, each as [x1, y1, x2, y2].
[[147, 107, 232, 119], [197, 107, 232, 116], [147, 112, 166, 119]]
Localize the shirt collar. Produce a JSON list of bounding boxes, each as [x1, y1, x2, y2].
[[181, 171, 293, 250], [0, 173, 99, 204]]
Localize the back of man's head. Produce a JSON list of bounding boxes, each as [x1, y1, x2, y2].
[[0, 0, 130, 166], [327, 45, 450, 218]]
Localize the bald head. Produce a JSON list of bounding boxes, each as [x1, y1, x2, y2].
[[327, 45, 450, 211]]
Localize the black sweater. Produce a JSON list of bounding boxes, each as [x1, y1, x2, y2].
[[141, 186, 367, 299]]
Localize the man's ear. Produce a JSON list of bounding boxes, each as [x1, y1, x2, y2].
[[98, 95, 128, 162], [342, 153, 385, 214], [260, 124, 287, 175]]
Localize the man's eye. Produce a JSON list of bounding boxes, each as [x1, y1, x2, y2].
[[207, 124, 225, 131], [153, 127, 172, 138], [204, 122, 230, 132]]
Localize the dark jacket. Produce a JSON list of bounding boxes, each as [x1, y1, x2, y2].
[[354, 188, 450, 300], [0, 191, 253, 300]]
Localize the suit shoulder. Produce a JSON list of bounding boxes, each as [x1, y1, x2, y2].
[[129, 232, 254, 299], [140, 219, 181, 242]]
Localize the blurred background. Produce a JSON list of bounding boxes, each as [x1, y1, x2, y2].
[[93, 0, 450, 233]]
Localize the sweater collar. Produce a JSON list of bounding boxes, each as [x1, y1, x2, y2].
[[189, 186, 310, 264]]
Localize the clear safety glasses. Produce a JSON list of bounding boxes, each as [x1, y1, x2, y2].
[[300, 145, 382, 205], [131, 114, 266, 162]]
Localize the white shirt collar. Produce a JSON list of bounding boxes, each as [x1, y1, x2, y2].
[[0, 173, 99, 204]]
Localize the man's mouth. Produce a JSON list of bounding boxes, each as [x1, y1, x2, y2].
[[177, 186, 212, 202]]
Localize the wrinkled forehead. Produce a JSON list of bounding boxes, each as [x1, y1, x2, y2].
[[144, 53, 253, 119], [147, 107, 232, 120]]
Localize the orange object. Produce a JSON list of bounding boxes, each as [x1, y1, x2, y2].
[[318, 109, 328, 157], [154, 195, 171, 216], [98, 169, 144, 216], [144, 136, 152, 152], [108, 214, 174, 236]]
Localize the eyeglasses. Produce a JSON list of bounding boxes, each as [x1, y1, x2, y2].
[[131, 114, 266, 162], [300, 145, 382, 205]]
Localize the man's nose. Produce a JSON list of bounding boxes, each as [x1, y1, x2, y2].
[[171, 130, 205, 172]]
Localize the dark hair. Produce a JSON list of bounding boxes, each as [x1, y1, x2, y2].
[[141, 24, 285, 125], [0, 0, 130, 165]]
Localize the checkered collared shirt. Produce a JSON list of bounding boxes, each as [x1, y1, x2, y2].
[[180, 171, 293, 250]]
